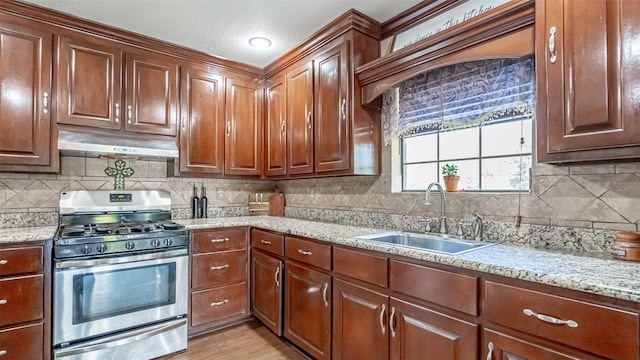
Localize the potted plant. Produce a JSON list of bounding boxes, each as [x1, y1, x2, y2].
[[441, 163, 460, 192]]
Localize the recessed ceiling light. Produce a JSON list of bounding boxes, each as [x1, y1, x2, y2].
[[249, 37, 272, 49]]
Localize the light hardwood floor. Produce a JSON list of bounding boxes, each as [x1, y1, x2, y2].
[[165, 321, 307, 360]]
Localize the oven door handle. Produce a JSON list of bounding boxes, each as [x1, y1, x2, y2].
[[55, 248, 188, 269]]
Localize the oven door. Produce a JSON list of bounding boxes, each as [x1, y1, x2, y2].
[[53, 249, 188, 346]]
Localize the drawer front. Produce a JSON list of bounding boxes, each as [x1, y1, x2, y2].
[[285, 236, 331, 270], [0, 323, 43, 360], [192, 250, 247, 289], [192, 227, 247, 253], [0, 275, 44, 327], [251, 229, 284, 256], [333, 247, 388, 288], [190, 282, 248, 327], [0, 246, 43, 277], [485, 281, 639, 360], [390, 260, 478, 315]]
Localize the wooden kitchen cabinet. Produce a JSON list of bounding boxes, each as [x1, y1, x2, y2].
[[189, 227, 250, 336], [0, 16, 56, 173], [224, 75, 263, 176], [251, 250, 283, 336], [265, 74, 287, 177], [57, 34, 179, 136], [287, 61, 314, 175], [179, 65, 225, 174], [483, 328, 593, 360], [536, 0, 640, 163]]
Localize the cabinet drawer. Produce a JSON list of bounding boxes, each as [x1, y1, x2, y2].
[[0, 246, 43, 277], [333, 247, 387, 288], [0, 275, 43, 327], [190, 282, 248, 327], [192, 227, 247, 253], [390, 260, 478, 315], [0, 323, 43, 360], [285, 236, 331, 270], [191, 250, 247, 289], [251, 229, 284, 256], [485, 281, 639, 360]]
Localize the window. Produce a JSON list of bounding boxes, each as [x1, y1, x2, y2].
[[402, 116, 532, 191]]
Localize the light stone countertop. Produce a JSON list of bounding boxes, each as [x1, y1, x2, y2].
[[3, 217, 640, 304]]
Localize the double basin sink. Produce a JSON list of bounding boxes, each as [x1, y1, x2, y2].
[[356, 231, 496, 255]]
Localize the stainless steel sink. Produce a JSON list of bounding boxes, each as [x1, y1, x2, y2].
[[356, 231, 496, 255]]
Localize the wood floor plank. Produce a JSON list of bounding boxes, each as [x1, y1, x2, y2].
[[164, 320, 307, 360]]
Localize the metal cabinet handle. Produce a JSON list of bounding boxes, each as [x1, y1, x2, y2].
[[322, 282, 328, 307], [523, 308, 578, 328], [0, 300, 7, 305], [281, 119, 286, 138], [43, 92, 49, 114], [0, 350, 6, 356], [261, 239, 272, 245], [486, 342, 494, 360], [0, 260, 6, 265], [275, 266, 280, 287], [210, 238, 229, 243], [210, 299, 229, 307], [127, 105, 132, 124], [115, 103, 120, 123], [182, 115, 186, 130], [379, 303, 386, 335], [226, 121, 231, 136], [389, 306, 396, 338], [340, 98, 346, 120], [297, 249, 312, 256], [549, 26, 557, 64], [306, 111, 312, 130], [210, 264, 229, 271]]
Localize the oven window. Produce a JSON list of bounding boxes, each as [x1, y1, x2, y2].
[[72, 263, 176, 324]]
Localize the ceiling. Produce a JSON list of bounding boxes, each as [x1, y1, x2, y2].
[[22, 0, 423, 68]]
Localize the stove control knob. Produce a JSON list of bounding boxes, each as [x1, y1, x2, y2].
[[96, 243, 107, 253], [125, 241, 135, 250], [164, 238, 173, 247], [151, 239, 161, 248], [81, 244, 92, 254]]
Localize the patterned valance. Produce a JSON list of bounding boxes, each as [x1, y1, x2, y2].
[[382, 55, 535, 145]]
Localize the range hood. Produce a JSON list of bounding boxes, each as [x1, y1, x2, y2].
[[58, 130, 179, 160]]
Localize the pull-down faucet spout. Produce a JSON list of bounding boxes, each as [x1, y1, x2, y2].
[[425, 182, 447, 234]]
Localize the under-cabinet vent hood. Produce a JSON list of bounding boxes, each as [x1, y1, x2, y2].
[[58, 130, 179, 160]]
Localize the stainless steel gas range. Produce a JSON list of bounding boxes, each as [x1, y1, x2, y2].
[[52, 190, 188, 360]]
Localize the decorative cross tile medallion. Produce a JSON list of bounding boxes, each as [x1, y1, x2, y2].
[[104, 159, 134, 190]]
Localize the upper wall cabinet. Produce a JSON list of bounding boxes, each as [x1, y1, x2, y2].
[[0, 15, 58, 173], [57, 35, 179, 136], [265, 74, 287, 177], [536, 0, 640, 163]]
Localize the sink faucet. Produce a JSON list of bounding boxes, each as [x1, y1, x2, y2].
[[472, 213, 483, 241], [425, 182, 447, 234]]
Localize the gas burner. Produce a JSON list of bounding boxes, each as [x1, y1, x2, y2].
[[95, 225, 112, 235], [158, 222, 183, 231], [61, 225, 86, 237]]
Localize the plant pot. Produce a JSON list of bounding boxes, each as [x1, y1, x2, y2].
[[443, 175, 460, 192]]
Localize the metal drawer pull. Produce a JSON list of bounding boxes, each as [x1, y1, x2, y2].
[[210, 238, 229, 243], [523, 308, 578, 328], [261, 239, 272, 245], [210, 264, 229, 271], [127, 105, 132, 124], [0, 300, 7, 305], [43, 92, 49, 114], [549, 26, 557, 64], [379, 304, 386, 335], [340, 98, 347, 120], [0, 350, 6, 356], [297, 249, 312, 256], [322, 282, 328, 307], [211, 299, 229, 307], [486, 342, 494, 360], [389, 306, 396, 338], [306, 111, 312, 130], [0, 260, 7, 265], [275, 266, 280, 287]]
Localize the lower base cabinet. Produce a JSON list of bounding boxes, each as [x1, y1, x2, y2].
[[251, 250, 283, 336], [483, 329, 592, 360], [284, 262, 331, 360]]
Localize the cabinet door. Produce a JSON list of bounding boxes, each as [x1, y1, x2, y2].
[[284, 262, 331, 360], [314, 42, 350, 173], [224, 75, 263, 176], [484, 329, 587, 360], [251, 250, 283, 336], [265, 75, 287, 177], [537, 0, 640, 162], [390, 298, 477, 360], [179, 66, 225, 174], [287, 61, 314, 175], [332, 279, 388, 360], [124, 51, 178, 136], [56, 35, 122, 130], [0, 20, 52, 168]]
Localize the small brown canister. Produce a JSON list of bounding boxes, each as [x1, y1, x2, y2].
[[612, 231, 640, 261]]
